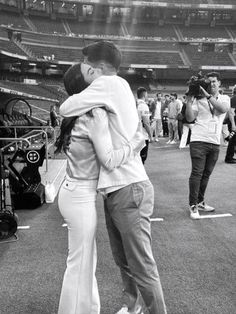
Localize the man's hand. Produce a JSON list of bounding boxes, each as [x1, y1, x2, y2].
[[200, 86, 211, 98], [185, 95, 195, 104]]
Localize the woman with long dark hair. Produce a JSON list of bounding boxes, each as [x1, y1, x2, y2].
[[56, 63, 143, 314]]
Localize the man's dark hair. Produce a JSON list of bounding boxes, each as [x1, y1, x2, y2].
[[170, 93, 177, 99], [137, 87, 147, 99], [82, 40, 122, 70], [206, 71, 221, 81]]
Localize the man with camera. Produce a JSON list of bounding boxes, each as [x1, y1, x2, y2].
[[185, 72, 230, 219], [224, 85, 236, 164]]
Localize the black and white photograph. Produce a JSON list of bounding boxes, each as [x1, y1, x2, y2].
[[0, 1, 236, 314]]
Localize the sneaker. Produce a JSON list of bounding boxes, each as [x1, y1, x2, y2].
[[198, 201, 215, 212], [116, 306, 129, 314], [134, 305, 144, 314], [155, 138, 159, 142], [170, 140, 177, 144], [167, 140, 171, 144], [189, 205, 200, 220], [116, 305, 144, 314]]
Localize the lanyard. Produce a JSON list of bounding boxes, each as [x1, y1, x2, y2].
[[207, 96, 218, 118]]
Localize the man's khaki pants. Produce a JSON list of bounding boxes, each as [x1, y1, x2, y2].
[[104, 180, 167, 314]]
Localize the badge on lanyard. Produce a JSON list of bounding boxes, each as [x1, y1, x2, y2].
[[208, 119, 217, 134]]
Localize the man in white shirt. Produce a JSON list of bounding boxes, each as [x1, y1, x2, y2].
[[185, 72, 230, 219], [150, 93, 163, 142], [136, 87, 153, 164], [167, 93, 182, 144], [154, 93, 163, 141], [60, 41, 167, 314]]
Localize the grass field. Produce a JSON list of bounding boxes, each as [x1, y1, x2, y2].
[[0, 139, 235, 314]]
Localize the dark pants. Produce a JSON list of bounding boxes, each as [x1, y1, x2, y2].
[[162, 117, 169, 137], [140, 140, 149, 164], [189, 142, 219, 206], [225, 133, 236, 161], [178, 120, 183, 140]]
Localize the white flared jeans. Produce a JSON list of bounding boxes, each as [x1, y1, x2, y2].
[[58, 178, 100, 314]]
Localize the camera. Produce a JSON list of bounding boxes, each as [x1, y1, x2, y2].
[[185, 72, 211, 99], [225, 131, 236, 142]]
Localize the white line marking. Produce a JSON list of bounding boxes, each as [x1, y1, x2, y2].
[[150, 218, 164, 222], [17, 226, 30, 230], [62, 223, 67, 227], [199, 213, 232, 219], [154, 145, 171, 149]]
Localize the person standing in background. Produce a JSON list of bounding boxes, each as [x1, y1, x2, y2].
[[136, 87, 153, 164], [163, 94, 171, 113], [167, 93, 182, 144], [185, 72, 230, 219], [50, 104, 60, 127], [152, 93, 163, 142], [224, 85, 236, 163]]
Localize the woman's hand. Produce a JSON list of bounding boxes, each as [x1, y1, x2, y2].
[[130, 122, 146, 153]]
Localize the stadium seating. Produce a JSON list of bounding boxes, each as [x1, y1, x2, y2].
[[212, 0, 235, 3], [19, 30, 84, 47], [0, 80, 62, 100], [179, 25, 231, 40], [230, 25, 236, 38], [116, 40, 179, 50], [0, 27, 8, 38], [184, 44, 234, 66], [122, 51, 184, 66], [0, 11, 29, 30], [29, 16, 66, 35], [0, 5, 236, 96], [155, 0, 208, 3], [68, 20, 123, 37], [23, 43, 82, 61], [0, 38, 28, 56], [125, 23, 177, 39]]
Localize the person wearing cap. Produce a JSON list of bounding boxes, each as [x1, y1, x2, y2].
[[60, 40, 167, 314]]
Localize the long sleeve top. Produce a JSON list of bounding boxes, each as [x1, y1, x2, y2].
[[66, 108, 140, 180], [60, 75, 148, 193]]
